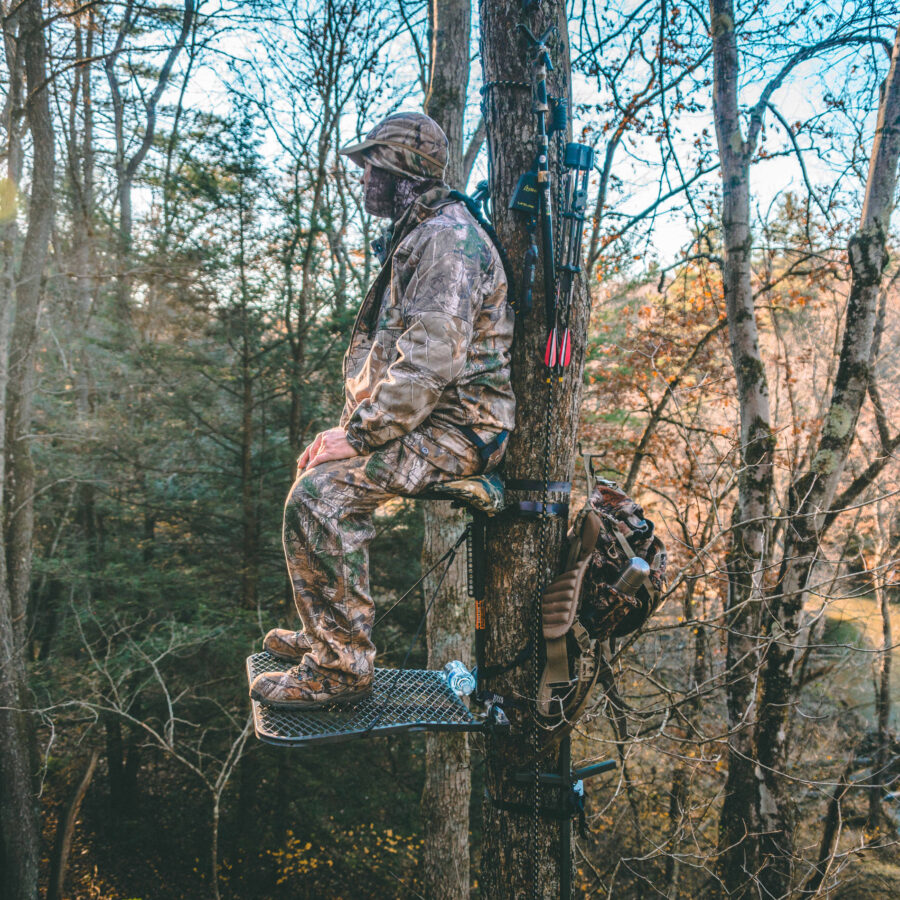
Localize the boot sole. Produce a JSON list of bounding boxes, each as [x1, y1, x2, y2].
[[249, 687, 373, 710]]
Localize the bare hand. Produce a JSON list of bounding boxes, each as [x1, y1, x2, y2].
[[296, 431, 325, 473], [297, 428, 358, 474]]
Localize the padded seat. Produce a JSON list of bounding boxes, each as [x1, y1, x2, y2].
[[421, 471, 506, 515]]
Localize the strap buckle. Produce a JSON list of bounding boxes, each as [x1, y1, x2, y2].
[[456, 425, 509, 473]]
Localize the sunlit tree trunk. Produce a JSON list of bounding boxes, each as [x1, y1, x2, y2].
[[30, 10, 100, 663], [424, 0, 471, 191], [708, 2, 775, 892], [420, 4, 475, 896], [46, 750, 100, 900]]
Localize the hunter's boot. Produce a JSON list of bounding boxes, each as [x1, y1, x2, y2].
[[249, 663, 373, 709], [262, 629, 312, 661]]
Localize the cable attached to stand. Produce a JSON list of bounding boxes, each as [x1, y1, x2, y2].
[[363, 531, 468, 739]]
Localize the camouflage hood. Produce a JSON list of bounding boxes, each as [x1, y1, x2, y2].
[[340, 112, 448, 181]]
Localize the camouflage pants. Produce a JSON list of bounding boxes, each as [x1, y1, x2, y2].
[[282, 437, 482, 683]]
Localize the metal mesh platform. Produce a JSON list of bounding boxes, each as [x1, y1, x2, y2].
[[247, 652, 482, 747]]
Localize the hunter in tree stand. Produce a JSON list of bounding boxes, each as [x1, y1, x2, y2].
[[249, 112, 517, 709]]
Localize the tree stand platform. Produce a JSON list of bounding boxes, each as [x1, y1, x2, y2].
[[247, 652, 484, 747], [248, 473, 511, 748]]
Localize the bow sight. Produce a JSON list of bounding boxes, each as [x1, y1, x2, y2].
[[509, 23, 594, 381]]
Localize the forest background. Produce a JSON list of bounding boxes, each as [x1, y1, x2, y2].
[[2, 0, 900, 898]]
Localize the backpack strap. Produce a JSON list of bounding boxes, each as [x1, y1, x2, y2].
[[447, 188, 518, 311], [455, 424, 509, 474]]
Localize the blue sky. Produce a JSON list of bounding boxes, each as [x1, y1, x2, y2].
[[160, 0, 891, 267]]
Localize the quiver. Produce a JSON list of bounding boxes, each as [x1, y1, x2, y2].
[[537, 480, 667, 728]]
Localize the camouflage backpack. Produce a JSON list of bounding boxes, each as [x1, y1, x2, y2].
[[537, 478, 667, 736]]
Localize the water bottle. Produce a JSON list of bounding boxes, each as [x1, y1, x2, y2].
[[443, 660, 477, 697], [613, 557, 650, 597]]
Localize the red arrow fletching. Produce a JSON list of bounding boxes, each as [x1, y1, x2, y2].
[[544, 329, 558, 367]]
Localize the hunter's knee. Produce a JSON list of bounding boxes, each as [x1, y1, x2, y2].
[[287, 470, 315, 512], [286, 466, 341, 519]]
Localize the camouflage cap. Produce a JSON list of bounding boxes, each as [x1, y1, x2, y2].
[[340, 112, 448, 181]]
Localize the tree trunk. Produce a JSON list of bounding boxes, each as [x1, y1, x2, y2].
[[0, 3, 55, 896], [0, 10, 29, 886], [479, 2, 586, 895], [422, 503, 472, 899], [46, 750, 100, 900], [211, 796, 222, 900], [241, 336, 258, 609], [708, 1, 776, 893], [420, 4, 476, 898], [424, 0, 472, 191], [103, 709, 139, 819], [870, 509, 900, 829], [6, 0, 55, 662], [868, 567, 893, 829], [805, 764, 853, 896]]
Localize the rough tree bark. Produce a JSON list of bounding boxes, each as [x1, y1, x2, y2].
[[0, 2, 55, 897], [420, 4, 475, 896], [479, 2, 588, 895]]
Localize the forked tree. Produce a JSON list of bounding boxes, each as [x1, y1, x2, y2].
[[709, 4, 900, 893]]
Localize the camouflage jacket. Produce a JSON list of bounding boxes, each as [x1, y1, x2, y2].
[[341, 185, 516, 477]]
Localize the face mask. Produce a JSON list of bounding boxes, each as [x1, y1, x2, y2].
[[363, 164, 395, 218], [391, 177, 423, 220], [363, 160, 429, 221]]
